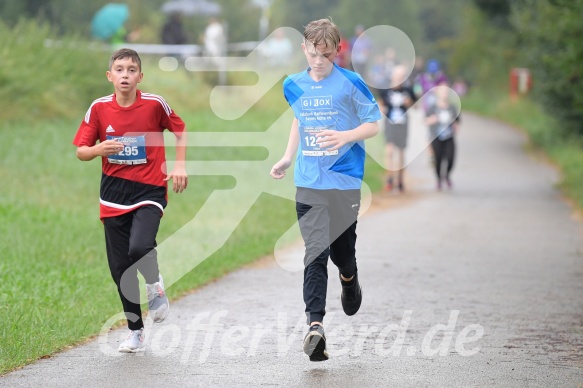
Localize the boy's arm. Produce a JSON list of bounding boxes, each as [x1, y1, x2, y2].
[[164, 131, 188, 193], [270, 118, 299, 179], [376, 90, 389, 114], [377, 96, 388, 114], [426, 115, 438, 125], [315, 121, 379, 152], [425, 106, 438, 125], [453, 110, 461, 133], [404, 89, 415, 108], [76, 140, 124, 161]]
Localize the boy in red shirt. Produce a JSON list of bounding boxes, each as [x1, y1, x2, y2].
[[73, 48, 188, 352]]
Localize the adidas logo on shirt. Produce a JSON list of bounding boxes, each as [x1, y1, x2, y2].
[[106, 125, 115, 133]]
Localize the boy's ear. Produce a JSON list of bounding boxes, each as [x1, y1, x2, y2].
[[106, 71, 112, 82]]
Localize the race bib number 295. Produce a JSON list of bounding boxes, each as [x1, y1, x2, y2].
[[106, 135, 147, 165]]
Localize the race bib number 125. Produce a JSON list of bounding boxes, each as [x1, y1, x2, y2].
[[300, 125, 339, 157]]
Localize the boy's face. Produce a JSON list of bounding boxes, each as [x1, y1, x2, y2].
[[435, 82, 450, 101], [106, 58, 143, 94], [302, 41, 339, 79]]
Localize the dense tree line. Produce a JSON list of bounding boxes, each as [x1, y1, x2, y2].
[[511, 0, 583, 137], [0, 0, 262, 43], [1, 0, 580, 136], [428, 0, 582, 138]]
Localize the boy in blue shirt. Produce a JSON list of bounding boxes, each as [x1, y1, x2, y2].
[[270, 18, 381, 361]]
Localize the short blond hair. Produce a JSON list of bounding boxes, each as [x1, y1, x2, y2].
[[303, 18, 340, 50]]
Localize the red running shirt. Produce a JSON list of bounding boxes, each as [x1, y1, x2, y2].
[[73, 90, 185, 219]]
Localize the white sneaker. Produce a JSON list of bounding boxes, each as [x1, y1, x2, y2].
[[118, 329, 145, 353], [147, 274, 169, 323]]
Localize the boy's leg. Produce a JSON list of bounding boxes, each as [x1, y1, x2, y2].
[[103, 214, 144, 331], [445, 138, 455, 177], [397, 147, 406, 191], [296, 188, 330, 325], [384, 142, 394, 189], [125, 205, 170, 323], [329, 189, 362, 316], [384, 121, 395, 189], [431, 139, 444, 183], [128, 205, 161, 284], [328, 189, 360, 279]]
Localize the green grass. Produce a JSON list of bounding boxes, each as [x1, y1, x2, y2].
[[462, 88, 583, 208], [0, 19, 111, 124], [0, 50, 384, 373]]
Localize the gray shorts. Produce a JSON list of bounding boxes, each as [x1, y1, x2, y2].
[[384, 122, 408, 149]]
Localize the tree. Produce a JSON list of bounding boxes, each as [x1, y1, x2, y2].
[[473, 0, 511, 27], [270, 0, 340, 34], [511, 0, 583, 136], [270, 0, 420, 45]]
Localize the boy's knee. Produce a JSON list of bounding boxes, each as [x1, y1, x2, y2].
[[338, 262, 357, 278], [128, 245, 153, 261], [304, 249, 329, 268]]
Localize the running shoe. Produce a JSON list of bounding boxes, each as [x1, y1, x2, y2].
[[147, 274, 169, 323], [118, 329, 145, 353], [340, 272, 362, 316], [303, 324, 329, 361]]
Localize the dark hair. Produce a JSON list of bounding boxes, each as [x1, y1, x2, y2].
[[109, 48, 142, 71]]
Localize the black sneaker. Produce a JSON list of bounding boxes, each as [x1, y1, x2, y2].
[[340, 272, 362, 316], [303, 324, 329, 361]]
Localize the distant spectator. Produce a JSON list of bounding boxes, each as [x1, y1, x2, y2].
[[161, 13, 187, 45], [334, 34, 351, 69], [410, 55, 425, 97], [349, 24, 372, 75], [368, 54, 389, 87], [203, 17, 226, 62], [260, 28, 293, 67], [416, 58, 449, 111], [425, 84, 460, 190], [378, 65, 416, 192], [453, 77, 468, 97], [110, 25, 140, 45], [384, 47, 397, 82]]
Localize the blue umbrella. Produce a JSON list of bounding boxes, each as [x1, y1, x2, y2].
[[91, 3, 129, 40]]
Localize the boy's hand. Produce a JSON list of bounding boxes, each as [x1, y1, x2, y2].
[[270, 158, 292, 179], [316, 129, 351, 151], [426, 114, 438, 125], [165, 164, 188, 193], [98, 140, 125, 157]]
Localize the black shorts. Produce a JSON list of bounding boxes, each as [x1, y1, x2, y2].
[[295, 187, 360, 268], [384, 123, 408, 149]]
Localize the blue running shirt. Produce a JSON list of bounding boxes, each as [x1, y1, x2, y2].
[[283, 64, 381, 190]]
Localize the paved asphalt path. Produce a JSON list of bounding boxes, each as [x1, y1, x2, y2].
[[2, 112, 582, 387]]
